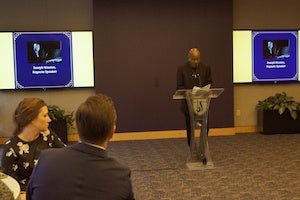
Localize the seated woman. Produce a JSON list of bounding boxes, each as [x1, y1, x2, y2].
[[1, 97, 66, 191]]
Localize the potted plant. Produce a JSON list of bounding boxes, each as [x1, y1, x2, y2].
[[48, 105, 74, 144], [256, 92, 300, 134]]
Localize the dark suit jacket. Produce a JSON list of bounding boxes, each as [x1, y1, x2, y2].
[[176, 62, 212, 113], [27, 143, 135, 200], [177, 62, 212, 90]]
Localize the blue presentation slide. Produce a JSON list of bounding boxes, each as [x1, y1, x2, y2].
[[14, 32, 73, 88], [252, 30, 298, 82]]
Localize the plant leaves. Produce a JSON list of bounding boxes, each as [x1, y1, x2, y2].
[[256, 92, 300, 119], [291, 110, 297, 120], [278, 106, 285, 115]]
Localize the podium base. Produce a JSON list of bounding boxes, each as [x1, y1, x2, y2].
[[186, 161, 214, 170]]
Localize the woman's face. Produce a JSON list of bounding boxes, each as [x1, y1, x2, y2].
[[31, 106, 52, 132]]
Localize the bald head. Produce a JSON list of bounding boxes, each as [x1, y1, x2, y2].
[[188, 48, 200, 68]]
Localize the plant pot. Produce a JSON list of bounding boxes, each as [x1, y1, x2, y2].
[[49, 119, 68, 144], [257, 110, 300, 134]]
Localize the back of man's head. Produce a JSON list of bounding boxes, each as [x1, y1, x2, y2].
[[76, 94, 117, 144]]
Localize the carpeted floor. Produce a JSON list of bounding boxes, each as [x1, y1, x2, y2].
[[108, 133, 300, 200], [1, 133, 299, 199]]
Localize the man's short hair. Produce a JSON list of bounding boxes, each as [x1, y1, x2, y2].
[[75, 94, 117, 144]]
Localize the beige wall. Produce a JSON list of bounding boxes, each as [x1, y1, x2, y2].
[[233, 0, 300, 127], [0, 0, 93, 31], [0, 0, 94, 137], [0, 89, 95, 136], [234, 83, 300, 127], [233, 0, 300, 30]]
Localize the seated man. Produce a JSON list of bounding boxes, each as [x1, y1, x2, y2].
[[27, 94, 135, 200]]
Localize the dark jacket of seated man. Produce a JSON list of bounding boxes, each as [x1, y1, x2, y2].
[[26, 94, 135, 200]]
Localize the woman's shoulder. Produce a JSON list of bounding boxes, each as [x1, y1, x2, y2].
[[3, 136, 21, 146], [40, 130, 58, 140], [40, 130, 66, 147], [1, 136, 22, 154]]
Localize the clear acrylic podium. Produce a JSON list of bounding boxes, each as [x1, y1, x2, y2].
[[173, 88, 224, 170]]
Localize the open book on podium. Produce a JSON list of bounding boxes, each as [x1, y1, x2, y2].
[[173, 85, 224, 170]]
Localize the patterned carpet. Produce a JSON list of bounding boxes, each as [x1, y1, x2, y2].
[[108, 133, 300, 200], [1, 133, 299, 199]]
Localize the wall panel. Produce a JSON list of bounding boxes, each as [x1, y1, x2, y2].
[[94, 0, 233, 132]]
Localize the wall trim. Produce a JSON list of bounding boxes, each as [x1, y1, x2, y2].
[[0, 126, 258, 144], [69, 126, 258, 142]]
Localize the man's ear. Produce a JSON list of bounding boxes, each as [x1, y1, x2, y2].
[[108, 125, 116, 140]]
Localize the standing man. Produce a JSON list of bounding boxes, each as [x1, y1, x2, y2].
[[27, 94, 135, 200], [176, 48, 212, 146]]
